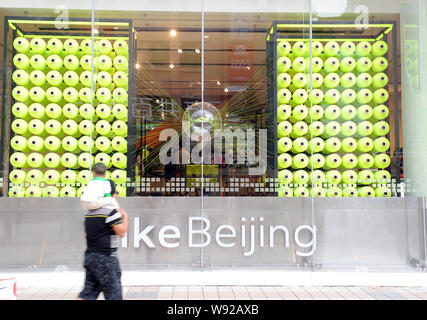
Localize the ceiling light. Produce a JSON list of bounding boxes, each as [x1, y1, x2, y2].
[[170, 29, 177, 37], [195, 49, 200, 54], [113, 27, 119, 30], [204, 35, 209, 39], [246, 66, 251, 70], [216, 81, 221, 86], [93, 29, 99, 34], [224, 88, 229, 92], [177, 49, 183, 54], [135, 63, 140, 69], [169, 64, 175, 69]]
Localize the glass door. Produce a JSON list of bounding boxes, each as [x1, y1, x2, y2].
[[200, 0, 314, 270]]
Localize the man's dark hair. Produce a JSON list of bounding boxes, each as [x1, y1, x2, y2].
[[92, 163, 107, 176]]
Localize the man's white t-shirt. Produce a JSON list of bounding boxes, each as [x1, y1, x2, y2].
[[81, 177, 119, 210]]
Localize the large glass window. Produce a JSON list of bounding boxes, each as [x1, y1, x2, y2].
[[308, 0, 424, 271], [0, 1, 97, 269], [0, 0, 426, 274]]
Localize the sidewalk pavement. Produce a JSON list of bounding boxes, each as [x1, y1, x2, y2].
[[16, 285, 427, 300]]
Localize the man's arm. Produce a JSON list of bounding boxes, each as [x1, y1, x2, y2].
[[109, 179, 119, 197], [112, 208, 128, 238]]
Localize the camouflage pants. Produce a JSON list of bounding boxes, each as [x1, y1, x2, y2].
[[78, 252, 122, 300]]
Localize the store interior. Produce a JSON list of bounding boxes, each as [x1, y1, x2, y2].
[[0, 8, 404, 197]]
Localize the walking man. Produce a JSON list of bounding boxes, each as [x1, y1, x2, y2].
[[77, 165, 129, 300]]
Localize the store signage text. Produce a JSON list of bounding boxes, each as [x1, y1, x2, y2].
[[121, 217, 316, 257]]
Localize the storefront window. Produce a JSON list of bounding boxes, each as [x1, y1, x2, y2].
[[0, 0, 426, 273]]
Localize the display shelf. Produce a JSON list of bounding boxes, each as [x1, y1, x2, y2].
[[1, 16, 136, 197], [266, 21, 400, 197]]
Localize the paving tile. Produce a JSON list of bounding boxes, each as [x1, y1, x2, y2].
[[365, 290, 391, 300], [332, 287, 360, 300], [373, 287, 406, 300], [405, 288, 427, 300], [125, 286, 144, 298], [135, 287, 158, 300], [260, 286, 282, 300], [127, 291, 158, 299], [203, 286, 219, 299], [289, 286, 314, 300], [231, 286, 251, 300], [345, 287, 375, 300], [304, 287, 329, 300], [318, 287, 346, 300], [217, 286, 235, 300], [391, 288, 422, 300], [14, 285, 427, 301], [275, 286, 298, 300], [172, 286, 188, 300], [188, 286, 204, 300], [145, 286, 160, 294], [157, 286, 174, 300], [360, 287, 391, 300], [246, 286, 267, 300], [127, 286, 144, 294]]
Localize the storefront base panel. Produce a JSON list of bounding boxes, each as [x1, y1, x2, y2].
[[0, 197, 425, 271]]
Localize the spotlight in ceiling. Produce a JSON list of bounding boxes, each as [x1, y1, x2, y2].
[[170, 29, 177, 37], [135, 63, 140, 69], [195, 49, 201, 54], [216, 81, 221, 86], [177, 49, 183, 54], [169, 64, 175, 69]]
